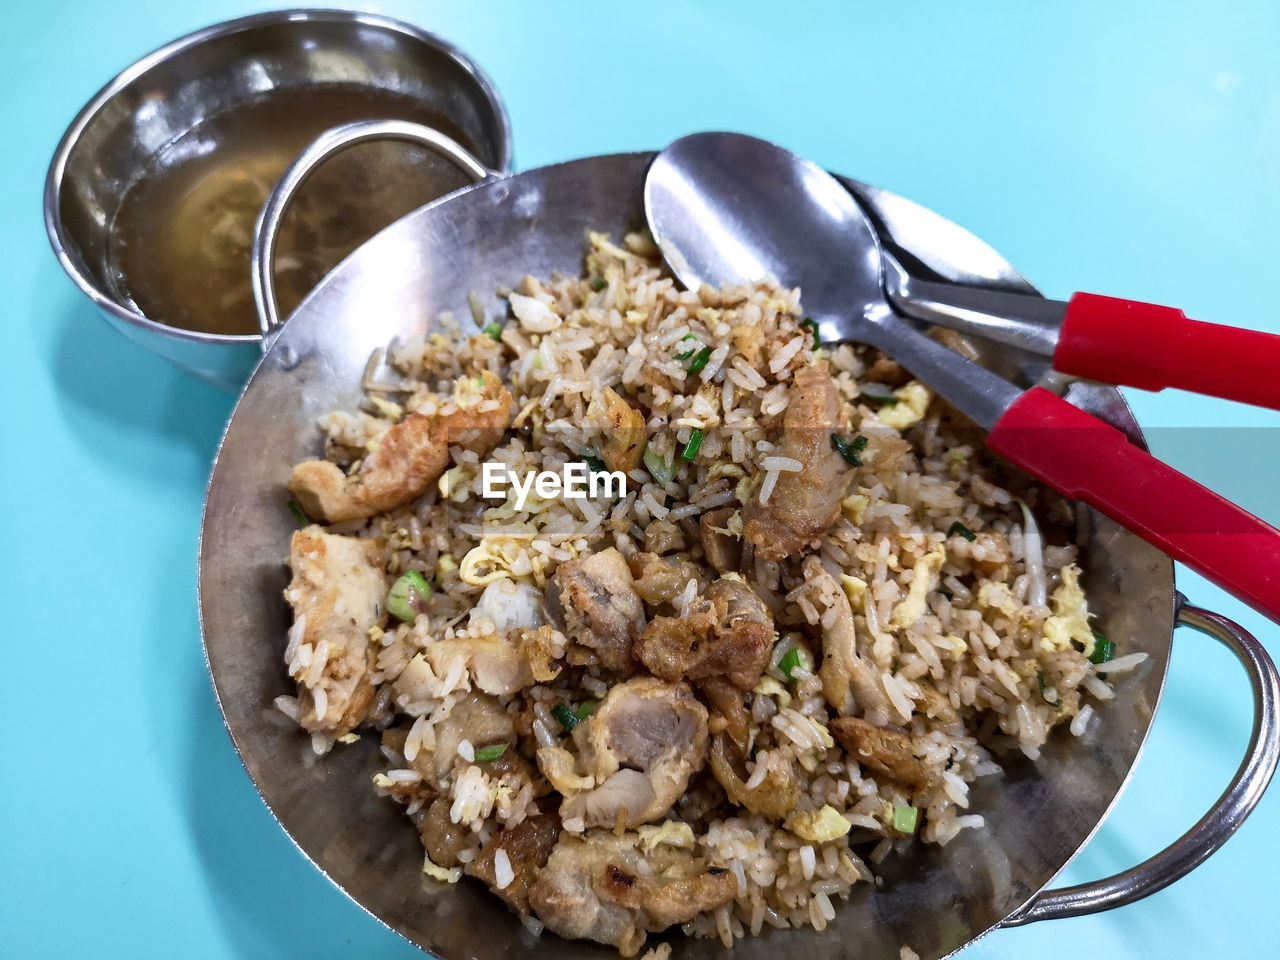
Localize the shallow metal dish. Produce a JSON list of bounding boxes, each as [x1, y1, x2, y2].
[[199, 152, 1278, 959]]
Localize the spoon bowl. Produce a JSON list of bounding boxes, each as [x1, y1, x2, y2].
[[644, 132, 1020, 428]]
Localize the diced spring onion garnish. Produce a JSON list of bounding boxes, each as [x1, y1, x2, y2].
[[687, 346, 713, 374], [779, 648, 802, 680], [589, 277, 606, 291], [1090, 629, 1115, 666], [801, 316, 820, 349], [286, 499, 309, 528], [387, 570, 433, 624], [891, 804, 920, 834], [859, 382, 899, 405], [482, 322, 503, 340], [778, 645, 812, 680], [644, 448, 676, 485], [574, 700, 598, 720], [1037, 671, 1061, 707], [830, 433, 864, 467], [551, 703, 580, 731], [474, 744, 508, 763], [581, 452, 608, 473], [674, 333, 699, 361], [947, 521, 977, 542], [663, 494, 675, 509], [681, 429, 705, 461], [628, 523, 645, 543]]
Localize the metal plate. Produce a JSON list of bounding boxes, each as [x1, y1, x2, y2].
[[199, 152, 1174, 960]]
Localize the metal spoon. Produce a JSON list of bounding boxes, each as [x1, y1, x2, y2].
[[644, 131, 1280, 623], [644, 132, 1020, 430]]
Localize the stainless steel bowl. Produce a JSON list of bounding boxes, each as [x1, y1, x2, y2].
[[44, 8, 511, 392], [199, 151, 1278, 959]]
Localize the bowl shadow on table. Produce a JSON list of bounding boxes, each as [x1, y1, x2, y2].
[[180, 638, 425, 958], [48, 287, 236, 477]]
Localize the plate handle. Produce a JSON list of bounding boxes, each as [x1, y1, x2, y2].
[[250, 119, 498, 342], [1002, 599, 1280, 925]]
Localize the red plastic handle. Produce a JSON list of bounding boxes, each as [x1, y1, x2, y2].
[[1055, 293, 1280, 411], [987, 387, 1280, 623]]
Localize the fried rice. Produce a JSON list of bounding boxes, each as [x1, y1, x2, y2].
[[275, 230, 1145, 955]]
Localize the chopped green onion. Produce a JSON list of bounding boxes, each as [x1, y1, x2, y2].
[[387, 570, 433, 624], [581, 452, 608, 473], [860, 383, 899, 406], [800, 316, 820, 349], [590, 277, 606, 291], [681, 429, 705, 461], [551, 703, 580, 731], [1037, 671, 1061, 707], [674, 334, 699, 361], [628, 523, 645, 543], [779, 648, 802, 680], [1090, 629, 1115, 666], [644, 448, 676, 485], [663, 494, 675, 509], [286, 499, 309, 528], [474, 744, 508, 763], [830, 433, 863, 467], [948, 521, 977, 542], [482, 322, 503, 340], [574, 700, 598, 720], [687, 346, 713, 374], [829, 435, 860, 468], [850, 435, 869, 453], [891, 804, 920, 834]]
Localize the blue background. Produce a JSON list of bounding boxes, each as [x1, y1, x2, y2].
[[3, 1, 1278, 957]]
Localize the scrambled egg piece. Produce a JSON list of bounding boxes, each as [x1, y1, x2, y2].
[[877, 381, 932, 430], [1043, 564, 1095, 656], [753, 675, 792, 709], [785, 804, 852, 843], [423, 856, 462, 883], [841, 574, 867, 607], [841, 492, 870, 524], [889, 546, 946, 629], [636, 820, 696, 851], [976, 581, 1020, 618]]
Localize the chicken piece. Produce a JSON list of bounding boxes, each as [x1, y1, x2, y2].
[[830, 717, 928, 792], [289, 370, 512, 522], [415, 796, 470, 868], [432, 693, 516, 784], [627, 552, 707, 607], [598, 387, 647, 475], [708, 733, 799, 817], [809, 560, 894, 726], [864, 355, 910, 388], [634, 578, 774, 690], [285, 528, 387, 737], [466, 811, 561, 913], [550, 548, 646, 674], [743, 366, 855, 560], [642, 518, 685, 555], [528, 832, 737, 956], [700, 677, 751, 756], [699, 507, 742, 575], [570, 678, 709, 829]]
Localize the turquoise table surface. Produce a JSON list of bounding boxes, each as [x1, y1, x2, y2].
[[4, 1, 1279, 956]]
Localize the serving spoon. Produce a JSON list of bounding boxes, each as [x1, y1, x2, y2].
[[645, 131, 1280, 623]]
